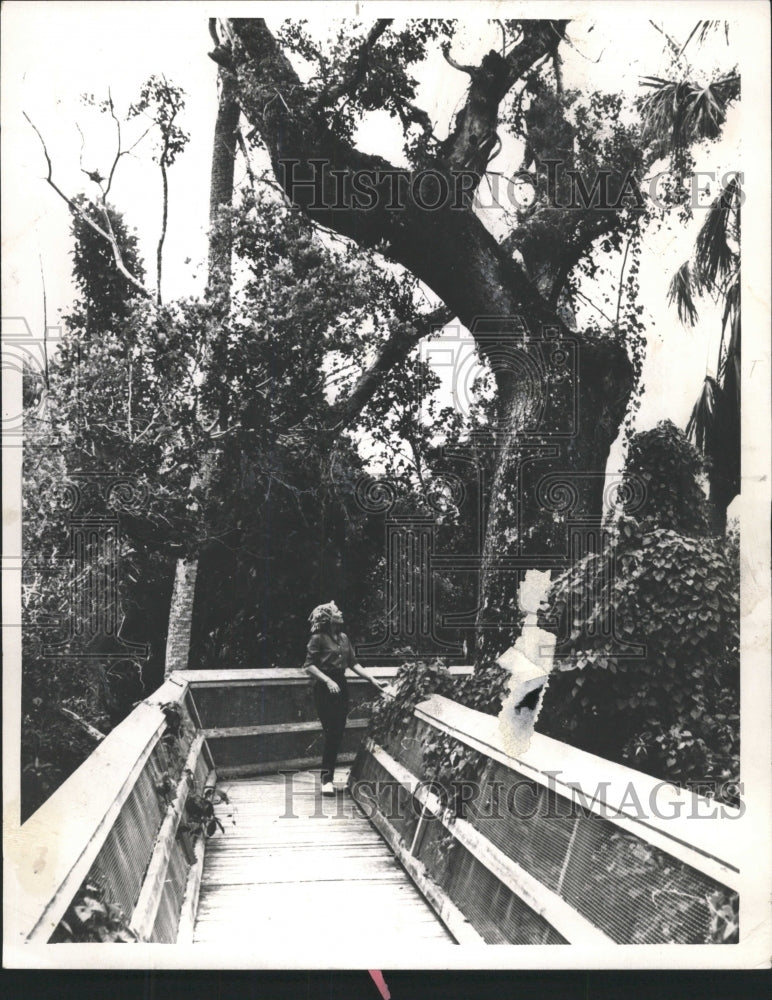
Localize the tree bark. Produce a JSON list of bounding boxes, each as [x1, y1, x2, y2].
[[207, 70, 240, 301], [164, 66, 239, 676], [475, 335, 633, 666]]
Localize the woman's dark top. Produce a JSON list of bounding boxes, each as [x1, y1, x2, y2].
[[303, 629, 355, 680]]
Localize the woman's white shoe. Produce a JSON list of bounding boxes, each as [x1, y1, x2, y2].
[[321, 781, 335, 796]]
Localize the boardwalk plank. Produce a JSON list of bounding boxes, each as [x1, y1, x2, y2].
[[192, 769, 453, 945]]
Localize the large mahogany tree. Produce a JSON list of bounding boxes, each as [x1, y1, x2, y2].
[[214, 17, 660, 666]]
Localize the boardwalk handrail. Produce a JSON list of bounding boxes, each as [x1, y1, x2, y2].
[[416, 694, 741, 888], [176, 666, 471, 779], [12, 665, 735, 948], [7, 675, 199, 943], [349, 693, 741, 945], [9, 664, 420, 945]]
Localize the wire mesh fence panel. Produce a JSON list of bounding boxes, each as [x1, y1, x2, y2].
[[77, 739, 169, 931], [351, 747, 420, 848], [467, 761, 581, 894], [466, 759, 736, 944], [558, 805, 736, 944], [150, 836, 192, 943], [386, 717, 429, 779]]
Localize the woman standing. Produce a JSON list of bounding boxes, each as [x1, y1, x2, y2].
[[303, 601, 385, 795]]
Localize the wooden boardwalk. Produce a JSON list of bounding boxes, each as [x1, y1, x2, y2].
[[193, 769, 454, 946]]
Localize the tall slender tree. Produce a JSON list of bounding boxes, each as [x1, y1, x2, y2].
[[164, 40, 241, 675]]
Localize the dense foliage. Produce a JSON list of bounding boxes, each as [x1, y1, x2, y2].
[[537, 422, 739, 801], [21, 187, 477, 816], [21, 19, 742, 822], [369, 422, 739, 810]]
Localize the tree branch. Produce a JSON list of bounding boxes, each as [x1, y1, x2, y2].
[[225, 19, 567, 347], [24, 112, 153, 300], [440, 21, 568, 182], [327, 305, 452, 430], [441, 44, 476, 77], [105, 89, 123, 198], [58, 706, 106, 742], [312, 19, 393, 111]]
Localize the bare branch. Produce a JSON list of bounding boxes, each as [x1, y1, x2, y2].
[[494, 20, 507, 58], [442, 43, 476, 76], [75, 121, 87, 173], [125, 122, 154, 156], [132, 409, 160, 443], [38, 254, 49, 390], [24, 112, 153, 300], [104, 88, 123, 197], [58, 707, 106, 742], [156, 156, 168, 304]]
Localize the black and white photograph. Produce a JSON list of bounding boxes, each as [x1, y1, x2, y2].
[[3, 0, 770, 970]]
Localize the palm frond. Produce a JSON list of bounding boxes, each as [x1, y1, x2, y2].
[[640, 71, 740, 154], [694, 176, 741, 288], [678, 21, 728, 58], [717, 274, 740, 379], [667, 261, 699, 325], [720, 330, 741, 489], [686, 375, 720, 453]]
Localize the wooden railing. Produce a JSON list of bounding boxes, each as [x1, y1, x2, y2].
[[11, 666, 735, 950], [7, 665, 426, 946], [179, 666, 471, 777], [349, 694, 741, 946], [7, 674, 205, 944]]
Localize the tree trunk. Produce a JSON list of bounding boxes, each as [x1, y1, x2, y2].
[[475, 333, 634, 667], [164, 68, 239, 676], [706, 480, 729, 536]]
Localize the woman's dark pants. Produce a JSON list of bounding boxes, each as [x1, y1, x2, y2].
[[313, 676, 349, 785]]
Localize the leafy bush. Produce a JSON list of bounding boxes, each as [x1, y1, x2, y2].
[[622, 419, 710, 535], [538, 425, 739, 801]]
